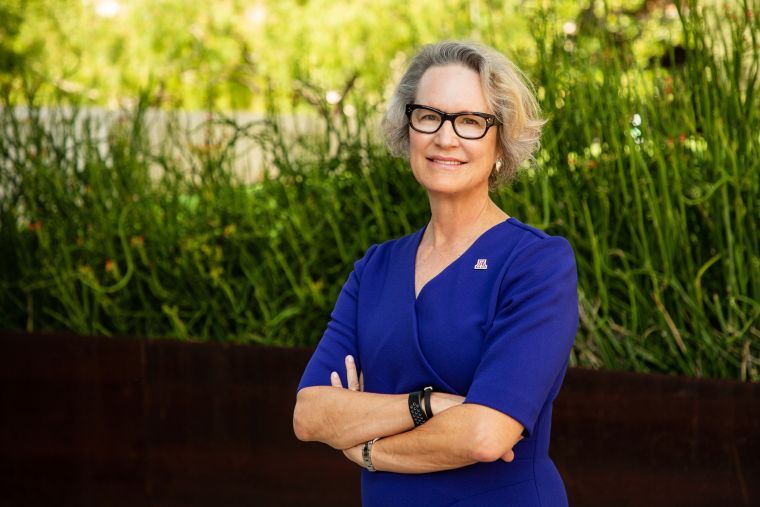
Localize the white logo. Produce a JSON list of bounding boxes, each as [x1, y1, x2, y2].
[[474, 259, 488, 270]]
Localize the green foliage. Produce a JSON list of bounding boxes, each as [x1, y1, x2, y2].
[[520, 1, 759, 380], [0, 0, 28, 89], [2, 0, 689, 110], [0, 1, 758, 380]]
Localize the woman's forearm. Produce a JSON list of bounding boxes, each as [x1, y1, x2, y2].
[[368, 404, 504, 474], [294, 387, 464, 450], [294, 386, 413, 449]]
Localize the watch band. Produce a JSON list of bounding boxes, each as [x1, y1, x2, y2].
[[408, 390, 427, 426], [362, 437, 380, 472], [423, 386, 434, 418]]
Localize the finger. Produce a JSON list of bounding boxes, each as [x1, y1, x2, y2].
[[359, 370, 364, 392], [345, 355, 360, 391], [500, 450, 515, 462], [330, 371, 343, 388]]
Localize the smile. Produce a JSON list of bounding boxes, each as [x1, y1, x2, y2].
[[427, 157, 466, 167]]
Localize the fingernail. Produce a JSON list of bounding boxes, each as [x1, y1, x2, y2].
[[346, 355, 354, 363], [331, 371, 338, 377]]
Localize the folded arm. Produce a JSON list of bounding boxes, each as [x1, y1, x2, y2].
[[346, 402, 524, 473], [295, 386, 470, 450], [294, 355, 465, 449], [294, 386, 413, 449], [294, 354, 523, 472]]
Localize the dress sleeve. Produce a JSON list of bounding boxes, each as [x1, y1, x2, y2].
[[296, 243, 378, 393], [463, 235, 579, 437]]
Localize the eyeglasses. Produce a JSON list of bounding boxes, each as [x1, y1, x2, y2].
[[405, 103, 501, 140]]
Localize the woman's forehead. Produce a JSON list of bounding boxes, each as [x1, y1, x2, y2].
[[415, 64, 490, 113]]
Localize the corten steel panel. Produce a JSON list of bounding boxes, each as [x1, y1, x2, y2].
[[1, 330, 758, 507], [552, 368, 760, 507], [0, 330, 147, 507], [0, 331, 359, 507], [141, 337, 359, 506]]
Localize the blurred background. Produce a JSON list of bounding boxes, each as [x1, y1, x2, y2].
[[1, 1, 759, 506], [0, 0, 757, 380]]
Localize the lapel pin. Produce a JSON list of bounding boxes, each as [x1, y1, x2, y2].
[[474, 259, 488, 270]]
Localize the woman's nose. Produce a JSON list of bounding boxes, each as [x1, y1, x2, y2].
[[433, 119, 460, 147]]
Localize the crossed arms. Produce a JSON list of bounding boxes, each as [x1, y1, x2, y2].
[[293, 354, 525, 474]]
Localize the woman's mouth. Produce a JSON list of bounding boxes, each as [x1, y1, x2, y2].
[[427, 157, 466, 167]]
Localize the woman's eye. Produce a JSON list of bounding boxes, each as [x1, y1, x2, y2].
[[420, 114, 439, 121]]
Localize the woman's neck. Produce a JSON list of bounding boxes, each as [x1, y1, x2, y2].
[[424, 192, 509, 249]]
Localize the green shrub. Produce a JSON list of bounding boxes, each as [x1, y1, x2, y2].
[[0, 2, 757, 380]]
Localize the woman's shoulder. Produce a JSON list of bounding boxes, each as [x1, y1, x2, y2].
[[493, 218, 576, 280], [351, 226, 422, 273], [502, 216, 551, 240], [503, 217, 573, 252], [363, 225, 423, 257]]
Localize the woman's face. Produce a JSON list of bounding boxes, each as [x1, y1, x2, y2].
[[408, 64, 500, 197]]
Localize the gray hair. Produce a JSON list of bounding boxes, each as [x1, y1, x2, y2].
[[382, 40, 546, 189]]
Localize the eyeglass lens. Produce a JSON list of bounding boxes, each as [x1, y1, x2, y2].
[[410, 108, 488, 138]]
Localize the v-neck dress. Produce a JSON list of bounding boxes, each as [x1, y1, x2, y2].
[[297, 217, 579, 507]]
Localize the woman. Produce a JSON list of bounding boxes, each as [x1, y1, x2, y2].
[[293, 40, 579, 507]]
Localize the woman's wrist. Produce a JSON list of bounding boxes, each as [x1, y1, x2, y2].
[[430, 392, 444, 415], [430, 392, 465, 415], [368, 437, 383, 472]]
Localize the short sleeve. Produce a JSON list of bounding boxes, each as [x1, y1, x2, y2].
[[296, 243, 378, 393], [463, 235, 579, 437]]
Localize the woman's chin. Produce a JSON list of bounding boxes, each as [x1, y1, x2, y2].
[[417, 177, 473, 195], [412, 165, 486, 195]]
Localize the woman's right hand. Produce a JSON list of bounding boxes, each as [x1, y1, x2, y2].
[[330, 355, 363, 391]]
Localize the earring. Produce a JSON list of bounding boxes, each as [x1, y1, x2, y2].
[[495, 160, 503, 172]]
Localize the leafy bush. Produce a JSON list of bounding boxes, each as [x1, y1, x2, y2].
[[0, 2, 757, 380]]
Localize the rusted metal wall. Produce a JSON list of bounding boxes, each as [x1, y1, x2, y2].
[[1, 330, 758, 506]]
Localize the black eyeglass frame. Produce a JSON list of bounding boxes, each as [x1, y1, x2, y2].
[[405, 103, 501, 140]]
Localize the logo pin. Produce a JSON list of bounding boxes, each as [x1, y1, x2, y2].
[[474, 259, 488, 270]]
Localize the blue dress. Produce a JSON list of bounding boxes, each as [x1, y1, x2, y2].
[[297, 217, 579, 506]]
